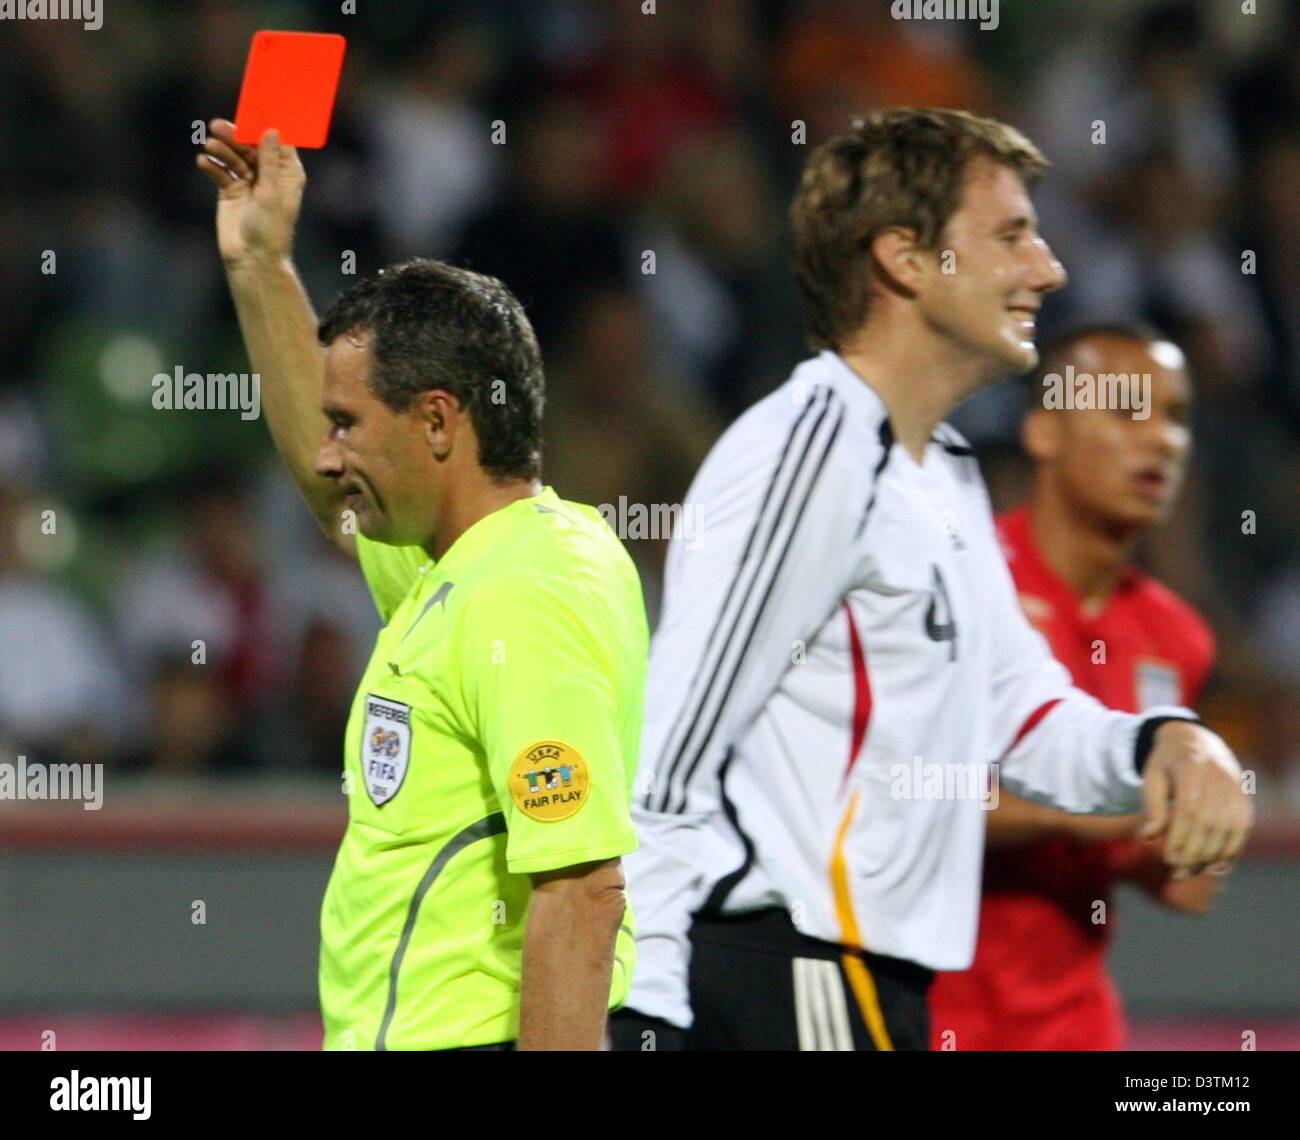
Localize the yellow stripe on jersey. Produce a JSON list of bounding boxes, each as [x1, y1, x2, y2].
[[830, 791, 895, 1051]]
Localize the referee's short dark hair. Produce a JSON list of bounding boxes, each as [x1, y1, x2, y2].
[[318, 259, 545, 482]]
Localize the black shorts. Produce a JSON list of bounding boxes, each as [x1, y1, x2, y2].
[[686, 908, 934, 1051]]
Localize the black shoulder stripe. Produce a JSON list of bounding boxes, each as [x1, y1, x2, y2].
[[665, 397, 846, 815], [646, 387, 834, 811]]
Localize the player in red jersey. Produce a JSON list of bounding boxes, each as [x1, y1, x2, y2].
[[929, 323, 1229, 1051]]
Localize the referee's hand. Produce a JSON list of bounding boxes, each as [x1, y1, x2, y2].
[[608, 1009, 688, 1051], [1139, 721, 1252, 877], [196, 119, 305, 270]]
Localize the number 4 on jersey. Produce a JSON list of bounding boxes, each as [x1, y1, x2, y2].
[[926, 565, 958, 661]]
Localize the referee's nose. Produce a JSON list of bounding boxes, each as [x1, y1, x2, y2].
[[316, 429, 344, 480]]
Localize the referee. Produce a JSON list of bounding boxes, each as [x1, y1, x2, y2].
[[198, 121, 647, 1050]]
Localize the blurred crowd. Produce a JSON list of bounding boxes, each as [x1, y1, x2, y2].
[[0, 0, 1297, 806]]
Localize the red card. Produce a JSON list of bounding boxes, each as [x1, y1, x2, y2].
[[233, 31, 347, 149]]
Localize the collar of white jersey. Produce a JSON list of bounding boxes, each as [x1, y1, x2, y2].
[[804, 349, 973, 457], [799, 349, 890, 424]]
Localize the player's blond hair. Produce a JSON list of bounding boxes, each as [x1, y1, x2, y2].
[[790, 108, 1049, 351]]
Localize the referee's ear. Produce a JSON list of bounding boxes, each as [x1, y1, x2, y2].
[[415, 389, 464, 461]]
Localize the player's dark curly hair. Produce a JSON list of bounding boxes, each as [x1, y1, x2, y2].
[[790, 108, 1049, 351], [317, 259, 544, 482], [1031, 318, 1174, 390]]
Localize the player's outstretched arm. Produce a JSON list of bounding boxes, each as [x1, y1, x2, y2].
[[196, 119, 353, 556], [984, 502, 1251, 867], [984, 791, 1142, 846]]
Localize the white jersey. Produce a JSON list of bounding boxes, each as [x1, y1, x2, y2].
[[626, 350, 1197, 1028]]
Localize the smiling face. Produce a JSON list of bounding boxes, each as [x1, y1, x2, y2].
[[1025, 333, 1194, 530], [315, 332, 445, 546], [916, 156, 1068, 379]]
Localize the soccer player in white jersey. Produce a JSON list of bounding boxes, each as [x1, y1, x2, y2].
[[610, 108, 1251, 1051]]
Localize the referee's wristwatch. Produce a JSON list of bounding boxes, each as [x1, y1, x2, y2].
[[608, 1008, 688, 1051]]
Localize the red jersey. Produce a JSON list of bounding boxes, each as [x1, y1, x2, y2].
[[929, 505, 1214, 1050]]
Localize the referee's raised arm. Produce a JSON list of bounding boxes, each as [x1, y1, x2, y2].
[[196, 119, 354, 557]]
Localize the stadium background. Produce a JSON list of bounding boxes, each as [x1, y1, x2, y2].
[[0, 0, 1296, 1049]]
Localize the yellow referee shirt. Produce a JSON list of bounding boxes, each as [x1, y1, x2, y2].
[[319, 486, 647, 1050]]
